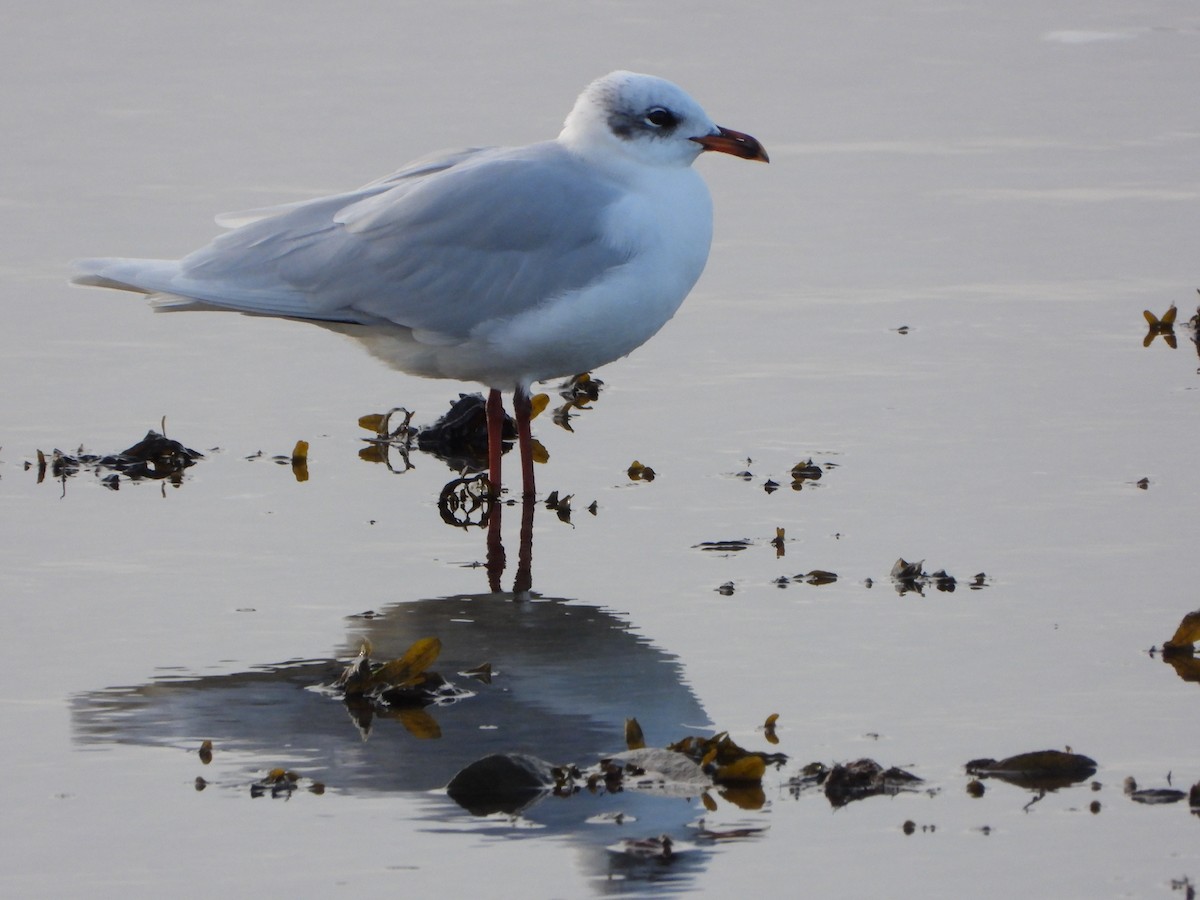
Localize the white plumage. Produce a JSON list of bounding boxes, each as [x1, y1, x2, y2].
[[73, 70, 768, 496]]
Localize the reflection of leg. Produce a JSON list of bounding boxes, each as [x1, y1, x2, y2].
[[513, 492, 534, 596], [485, 386, 507, 593], [513, 386, 536, 500], [485, 491, 505, 594], [485, 388, 504, 497]]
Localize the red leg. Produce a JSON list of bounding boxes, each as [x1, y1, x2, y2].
[[513, 386, 536, 499], [485, 388, 504, 497]]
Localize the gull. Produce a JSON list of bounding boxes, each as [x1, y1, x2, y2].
[[73, 71, 768, 498]]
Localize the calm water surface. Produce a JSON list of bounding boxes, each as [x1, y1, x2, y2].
[[2, 2, 1199, 897]]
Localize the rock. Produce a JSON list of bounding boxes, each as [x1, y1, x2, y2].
[[446, 753, 557, 815]]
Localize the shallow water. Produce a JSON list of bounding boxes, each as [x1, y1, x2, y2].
[[3, 2, 1200, 897]]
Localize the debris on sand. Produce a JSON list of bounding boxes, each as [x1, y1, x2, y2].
[[1154, 611, 1200, 684], [606, 834, 682, 861], [332, 637, 474, 737], [1162, 609, 1200, 655], [694, 538, 752, 553], [730, 457, 836, 493], [627, 459, 656, 482], [783, 758, 924, 807], [359, 377, 600, 475], [446, 719, 784, 817], [889, 558, 978, 595], [965, 749, 1097, 790], [359, 394, 513, 474], [1123, 776, 1185, 805], [32, 428, 203, 489], [552, 373, 603, 432], [1142, 304, 1177, 348], [666, 730, 786, 785], [824, 758, 924, 807], [249, 767, 325, 799]]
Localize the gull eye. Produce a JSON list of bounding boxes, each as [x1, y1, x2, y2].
[[643, 107, 677, 128]]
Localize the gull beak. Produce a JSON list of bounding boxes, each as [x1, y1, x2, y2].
[[691, 126, 769, 163]]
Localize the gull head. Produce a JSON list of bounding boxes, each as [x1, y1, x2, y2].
[[559, 70, 768, 170]]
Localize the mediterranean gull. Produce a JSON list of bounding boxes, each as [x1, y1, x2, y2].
[[73, 70, 768, 498]]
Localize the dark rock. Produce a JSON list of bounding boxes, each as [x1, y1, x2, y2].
[[446, 753, 557, 815]]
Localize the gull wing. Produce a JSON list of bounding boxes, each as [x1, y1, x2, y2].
[[76, 142, 631, 338]]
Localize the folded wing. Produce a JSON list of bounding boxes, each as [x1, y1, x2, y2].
[[74, 142, 630, 340]]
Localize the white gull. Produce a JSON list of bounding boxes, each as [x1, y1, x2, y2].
[[73, 70, 768, 497]]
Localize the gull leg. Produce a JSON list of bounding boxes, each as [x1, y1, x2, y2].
[[513, 387, 536, 500], [485, 388, 504, 497]]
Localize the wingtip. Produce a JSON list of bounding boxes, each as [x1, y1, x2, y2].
[[67, 258, 162, 294], [68, 258, 113, 288]]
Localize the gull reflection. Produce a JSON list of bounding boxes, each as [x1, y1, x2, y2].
[[71, 567, 714, 887]]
